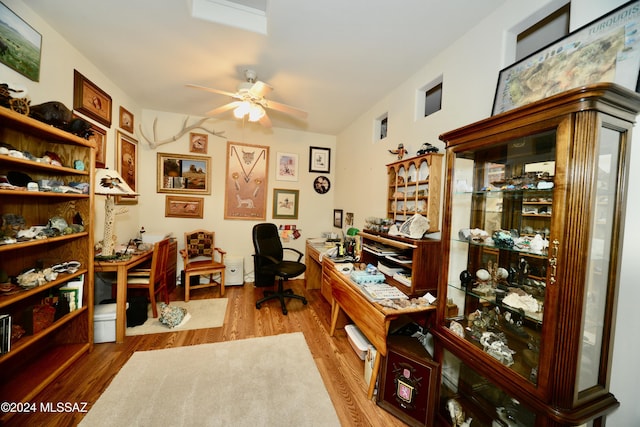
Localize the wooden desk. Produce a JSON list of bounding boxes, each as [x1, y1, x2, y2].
[[325, 259, 436, 400], [93, 249, 153, 343]]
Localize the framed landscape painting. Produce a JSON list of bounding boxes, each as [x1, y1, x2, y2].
[[157, 152, 211, 195], [0, 3, 41, 81]]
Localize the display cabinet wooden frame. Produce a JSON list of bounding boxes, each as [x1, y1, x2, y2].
[[0, 106, 95, 423], [433, 83, 640, 426]]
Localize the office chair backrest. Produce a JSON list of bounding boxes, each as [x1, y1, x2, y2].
[[252, 223, 283, 263]]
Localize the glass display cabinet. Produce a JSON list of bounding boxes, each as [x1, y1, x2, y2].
[[432, 84, 640, 426]]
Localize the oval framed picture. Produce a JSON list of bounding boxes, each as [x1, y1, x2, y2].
[[313, 176, 331, 194]]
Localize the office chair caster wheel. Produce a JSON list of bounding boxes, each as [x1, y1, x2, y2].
[[256, 302, 261, 309], [302, 298, 308, 305], [282, 308, 288, 315]]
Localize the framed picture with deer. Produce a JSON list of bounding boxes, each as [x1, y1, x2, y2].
[[224, 141, 269, 220]]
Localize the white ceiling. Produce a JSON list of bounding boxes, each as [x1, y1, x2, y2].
[[25, 0, 507, 135]]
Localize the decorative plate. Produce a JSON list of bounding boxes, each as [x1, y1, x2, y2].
[[313, 176, 330, 194]]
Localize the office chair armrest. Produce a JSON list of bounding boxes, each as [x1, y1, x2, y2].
[[283, 247, 304, 262], [254, 253, 280, 265]]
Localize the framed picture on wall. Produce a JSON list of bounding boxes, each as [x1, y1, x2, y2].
[[73, 69, 112, 127], [309, 146, 330, 173], [189, 132, 208, 154], [333, 209, 343, 228], [157, 152, 211, 195], [224, 141, 269, 220], [0, 3, 41, 82], [115, 131, 138, 204], [165, 195, 204, 218], [492, 0, 640, 115], [276, 152, 299, 181], [119, 106, 134, 133], [89, 122, 107, 168], [273, 189, 299, 219]]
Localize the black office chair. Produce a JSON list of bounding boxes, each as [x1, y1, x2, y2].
[[252, 223, 307, 315]]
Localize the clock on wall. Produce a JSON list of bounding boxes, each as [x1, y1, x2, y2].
[[313, 176, 330, 194]]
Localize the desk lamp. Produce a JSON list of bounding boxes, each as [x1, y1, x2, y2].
[[94, 168, 138, 257]]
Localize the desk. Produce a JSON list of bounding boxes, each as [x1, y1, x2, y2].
[[324, 259, 436, 400], [93, 249, 153, 343]]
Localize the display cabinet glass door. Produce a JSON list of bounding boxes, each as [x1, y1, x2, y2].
[[446, 130, 556, 386]]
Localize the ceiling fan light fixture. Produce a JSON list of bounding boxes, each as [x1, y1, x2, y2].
[[233, 101, 251, 118], [248, 103, 265, 122]]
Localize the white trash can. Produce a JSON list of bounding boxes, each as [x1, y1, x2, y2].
[[225, 255, 244, 286]]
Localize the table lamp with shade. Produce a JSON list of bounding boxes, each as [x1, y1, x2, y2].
[[94, 168, 138, 257]]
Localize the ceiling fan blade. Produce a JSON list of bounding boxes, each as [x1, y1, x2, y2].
[[186, 83, 239, 99], [206, 101, 241, 116], [249, 80, 272, 98], [259, 113, 272, 128], [264, 99, 308, 119]]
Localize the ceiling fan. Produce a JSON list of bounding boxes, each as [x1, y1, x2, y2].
[[186, 69, 308, 128]]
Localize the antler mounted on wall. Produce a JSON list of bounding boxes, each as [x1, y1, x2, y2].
[[138, 116, 226, 149]]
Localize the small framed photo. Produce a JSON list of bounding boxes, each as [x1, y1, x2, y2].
[[119, 106, 134, 133], [189, 132, 208, 154], [333, 209, 343, 228], [157, 152, 211, 195], [165, 195, 204, 218], [273, 188, 299, 219], [73, 69, 112, 127], [309, 146, 330, 173], [276, 152, 299, 181]]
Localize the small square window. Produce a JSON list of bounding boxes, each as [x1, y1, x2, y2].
[[375, 113, 388, 141], [424, 82, 442, 117]]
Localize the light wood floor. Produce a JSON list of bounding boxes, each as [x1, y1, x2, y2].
[[8, 280, 410, 427]]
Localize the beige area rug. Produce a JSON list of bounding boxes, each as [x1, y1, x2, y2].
[[126, 298, 228, 336], [79, 332, 340, 426]]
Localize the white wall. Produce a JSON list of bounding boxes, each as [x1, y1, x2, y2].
[[136, 109, 336, 275], [2, 0, 637, 424], [335, 0, 638, 425]]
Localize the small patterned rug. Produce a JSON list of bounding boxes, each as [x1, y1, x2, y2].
[[126, 298, 227, 336]]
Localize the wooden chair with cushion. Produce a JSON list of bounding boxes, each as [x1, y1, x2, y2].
[[124, 237, 171, 318], [180, 229, 226, 302]]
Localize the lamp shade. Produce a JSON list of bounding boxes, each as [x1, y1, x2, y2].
[[95, 168, 138, 196]]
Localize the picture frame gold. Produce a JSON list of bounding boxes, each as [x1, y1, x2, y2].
[[165, 195, 204, 218], [119, 106, 134, 133], [73, 69, 112, 127], [157, 152, 211, 195], [224, 141, 269, 220], [273, 188, 299, 219], [115, 130, 138, 204], [189, 132, 208, 154]]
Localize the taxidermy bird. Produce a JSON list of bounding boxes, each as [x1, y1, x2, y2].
[[389, 143, 407, 160]]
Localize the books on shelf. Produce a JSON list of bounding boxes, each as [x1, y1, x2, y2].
[[0, 314, 10, 354], [393, 271, 412, 287], [59, 274, 85, 312], [385, 254, 413, 264], [376, 261, 404, 276], [362, 242, 401, 256]]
